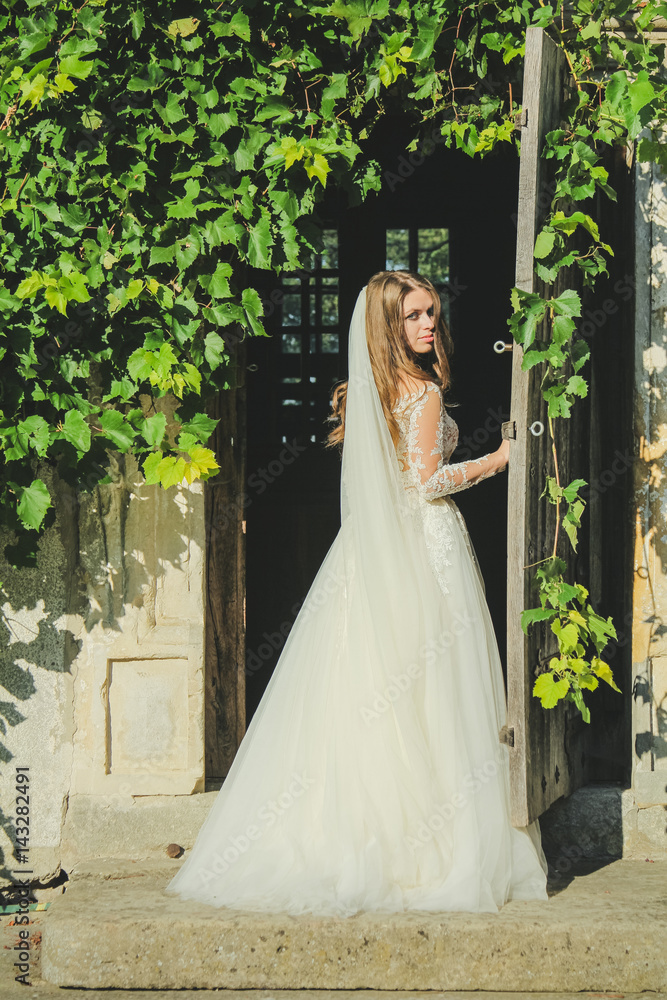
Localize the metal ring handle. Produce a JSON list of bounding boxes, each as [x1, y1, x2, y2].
[[493, 340, 513, 354], [529, 420, 545, 437]]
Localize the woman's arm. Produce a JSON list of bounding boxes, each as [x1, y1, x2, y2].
[[407, 383, 507, 499]]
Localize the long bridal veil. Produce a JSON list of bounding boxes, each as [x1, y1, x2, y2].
[[165, 286, 548, 916]]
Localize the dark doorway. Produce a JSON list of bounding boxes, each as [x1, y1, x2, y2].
[[245, 123, 520, 722]]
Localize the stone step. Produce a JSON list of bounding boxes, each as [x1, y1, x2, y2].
[[41, 858, 667, 992]]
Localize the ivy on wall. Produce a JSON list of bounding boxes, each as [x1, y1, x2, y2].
[[1, 0, 663, 717]]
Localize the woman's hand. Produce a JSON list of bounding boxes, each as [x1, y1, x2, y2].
[[495, 438, 510, 470]]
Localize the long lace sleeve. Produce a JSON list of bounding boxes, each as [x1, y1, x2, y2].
[[406, 383, 506, 499]]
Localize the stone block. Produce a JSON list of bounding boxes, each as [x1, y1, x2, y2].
[[539, 782, 623, 862], [60, 791, 218, 870], [41, 860, 667, 991]]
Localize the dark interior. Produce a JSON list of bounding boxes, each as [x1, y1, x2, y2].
[[243, 122, 634, 791], [245, 123, 520, 721]]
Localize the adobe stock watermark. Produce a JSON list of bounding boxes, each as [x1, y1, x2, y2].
[[547, 790, 625, 873], [580, 448, 634, 500], [360, 610, 478, 724], [259, 264, 314, 322], [207, 437, 308, 540], [404, 752, 505, 852], [382, 72, 514, 195], [576, 274, 634, 341], [454, 405, 509, 462], [33, 293, 108, 371], [245, 612, 296, 679], [60, 90, 150, 162], [246, 560, 350, 678], [195, 771, 316, 884]]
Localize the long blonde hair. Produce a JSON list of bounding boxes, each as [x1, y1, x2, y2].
[[326, 270, 454, 449]]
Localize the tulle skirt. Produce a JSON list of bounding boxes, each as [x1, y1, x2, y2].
[[164, 496, 549, 916]]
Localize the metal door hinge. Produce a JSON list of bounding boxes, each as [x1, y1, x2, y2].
[[501, 420, 516, 440], [514, 106, 528, 129], [499, 725, 515, 747]]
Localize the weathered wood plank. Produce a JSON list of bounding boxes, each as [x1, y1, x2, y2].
[[508, 25, 589, 826], [204, 340, 247, 783]]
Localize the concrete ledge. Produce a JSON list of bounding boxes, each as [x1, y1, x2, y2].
[[41, 859, 667, 991]]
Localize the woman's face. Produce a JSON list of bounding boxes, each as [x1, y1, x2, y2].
[[402, 288, 435, 354]]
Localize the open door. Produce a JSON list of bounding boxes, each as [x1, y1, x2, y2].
[[507, 26, 591, 826], [204, 338, 247, 787]]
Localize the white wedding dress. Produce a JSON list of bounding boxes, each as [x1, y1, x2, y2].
[[165, 289, 549, 917]]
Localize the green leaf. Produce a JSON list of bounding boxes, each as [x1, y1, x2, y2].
[[16, 272, 44, 299], [167, 17, 200, 37], [130, 10, 145, 38], [588, 612, 618, 651], [242, 286, 266, 336], [19, 415, 50, 457], [592, 657, 622, 692], [158, 91, 185, 125], [141, 412, 167, 448], [563, 514, 579, 553], [183, 444, 219, 481], [201, 264, 232, 300], [61, 410, 91, 454], [17, 480, 52, 531], [204, 332, 227, 370], [552, 619, 579, 655], [143, 450, 164, 484], [569, 686, 591, 724], [567, 374, 588, 398], [176, 431, 198, 454], [534, 229, 556, 259], [21, 74, 47, 108], [149, 245, 176, 266], [174, 241, 199, 270], [551, 210, 600, 241], [44, 286, 68, 315], [562, 479, 587, 502], [59, 55, 94, 79], [181, 363, 201, 394], [552, 314, 575, 345], [180, 413, 218, 443], [628, 73, 656, 115], [551, 289, 582, 318], [521, 348, 548, 371], [521, 606, 556, 634], [533, 671, 570, 709], [160, 455, 187, 487], [213, 10, 250, 40], [580, 19, 601, 40], [127, 348, 152, 383], [98, 410, 135, 451], [304, 152, 331, 187], [247, 210, 273, 269]]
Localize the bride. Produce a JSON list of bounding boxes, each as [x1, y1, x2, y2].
[[165, 269, 549, 916]]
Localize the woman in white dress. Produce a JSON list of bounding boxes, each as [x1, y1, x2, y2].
[[165, 270, 549, 917]]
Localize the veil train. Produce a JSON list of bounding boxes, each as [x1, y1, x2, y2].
[[164, 287, 549, 916]]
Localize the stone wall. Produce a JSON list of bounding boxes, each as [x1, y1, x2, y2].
[[629, 133, 667, 856], [0, 467, 77, 884], [0, 454, 207, 885]]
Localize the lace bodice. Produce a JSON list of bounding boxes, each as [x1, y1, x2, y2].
[[392, 381, 505, 499]]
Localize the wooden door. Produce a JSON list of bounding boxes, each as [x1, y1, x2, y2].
[[204, 339, 247, 786], [244, 235, 345, 722], [507, 25, 591, 826]]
